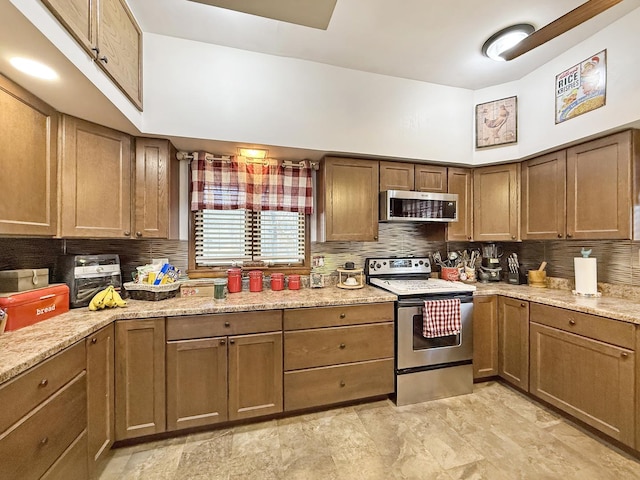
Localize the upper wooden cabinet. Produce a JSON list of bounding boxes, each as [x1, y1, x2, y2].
[[379, 161, 447, 192], [134, 138, 180, 239], [317, 157, 379, 242], [473, 163, 520, 241], [42, 0, 143, 110], [521, 150, 567, 240], [447, 167, 473, 241], [0, 74, 58, 236], [59, 115, 132, 238]]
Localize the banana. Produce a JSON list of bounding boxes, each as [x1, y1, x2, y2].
[[104, 287, 115, 308], [112, 289, 127, 307], [89, 287, 110, 311], [88, 286, 128, 310]]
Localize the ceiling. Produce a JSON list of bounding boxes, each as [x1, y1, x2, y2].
[[128, 0, 639, 90]]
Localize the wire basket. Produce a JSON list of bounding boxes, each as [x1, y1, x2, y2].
[[123, 282, 181, 301]]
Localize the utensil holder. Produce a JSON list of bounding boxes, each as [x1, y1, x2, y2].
[[441, 267, 459, 281]]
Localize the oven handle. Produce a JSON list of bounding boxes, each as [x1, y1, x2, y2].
[[397, 295, 474, 307]]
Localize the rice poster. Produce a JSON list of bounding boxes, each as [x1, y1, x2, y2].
[[555, 50, 606, 124]]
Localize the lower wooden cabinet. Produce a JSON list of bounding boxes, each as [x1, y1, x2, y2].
[[115, 318, 166, 440], [472, 295, 498, 379], [498, 297, 529, 390], [41, 430, 89, 480], [529, 303, 636, 447], [87, 324, 115, 473]]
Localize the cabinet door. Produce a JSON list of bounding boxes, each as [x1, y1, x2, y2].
[[166, 337, 228, 431], [318, 157, 379, 241], [473, 295, 498, 379], [379, 161, 414, 191], [530, 322, 635, 446], [134, 138, 179, 239], [41, 0, 96, 53], [228, 332, 283, 421], [566, 130, 632, 239], [0, 75, 58, 236], [87, 324, 114, 472], [447, 167, 473, 241], [97, 0, 143, 109], [415, 165, 447, 193], [498, 297, 529, 390], [521, 151, 567, 240], [59, 115, 132, 238], [115, 318, 165, 440], [473, 163, 520, 241]]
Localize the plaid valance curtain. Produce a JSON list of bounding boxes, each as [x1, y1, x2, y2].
[[190, 152, 313, 214]]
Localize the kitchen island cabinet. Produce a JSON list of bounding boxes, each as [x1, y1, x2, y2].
[[473, 163, 520, 241], [0, 74, 58, 236], [472, 295, 498, 379], [59, 115, 132, 238], [447, 167, 473, 241], [317, 157, 379, 241], [498, 296, 529, 390], [529, 303, 636, 447]]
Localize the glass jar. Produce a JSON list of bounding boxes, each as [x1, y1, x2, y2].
[[248, 270, 263, 292], [270, 273, 284, 291], [287, 274, 300, 290], [227, 268, 242, 293]]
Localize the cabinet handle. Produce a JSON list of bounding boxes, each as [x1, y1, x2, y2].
[[123, 231, 131, 237], [339, 313, 346, 319], [135, 231, 142, 238], [566, 233, 573, 238], [569, 319, 576, 326], [621, 352, 629, 358], [339, 343, 346, 349], [220, 339, 226, 345], [39, 379, 48, 388], [224, 321, 230, 327], [91, 47, 100, 55], [99, 56, 108, 64], [91, 337, 97, 344], [229, 339, 235, 344], [339, 380, 346, 387], [468, 236, 472, 240], [40, 437, 49, 446]]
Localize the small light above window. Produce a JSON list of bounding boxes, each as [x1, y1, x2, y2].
[[9, 57, 58, 80], [482, 24, 535, 61], [238, 148, 268, 159]]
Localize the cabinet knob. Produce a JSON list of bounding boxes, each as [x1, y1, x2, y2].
[[39, 379, 48, 388], [339, 343, 346, 349], [520, 303, 526, 307], [123, 231, 131, 237], [91, 337, 97, 344], [569, 319, 576, 326], [468, 236, 472, 240], [40, 437, 49, 446], [224, 321, 230, 327], [229, 339, 235, 344], [339, 313, 346, 319], [136, 231, 142, 238], [511, 235, 516, 240], [566, 233, 573, 238], [339, 380, 346, 387], [373, 236, 378, 240], [557, 233, 563, 238], [220, 339, 226, 345], [99, 56, 108, 64], [621, 352, 629, 358]]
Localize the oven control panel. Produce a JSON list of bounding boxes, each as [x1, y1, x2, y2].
[[365, 257, 431, 276]]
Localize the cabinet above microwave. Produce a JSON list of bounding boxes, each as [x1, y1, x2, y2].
[[379, 190, 458, 223]]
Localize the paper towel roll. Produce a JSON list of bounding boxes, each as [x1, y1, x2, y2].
[[574, 257, 597, 295]]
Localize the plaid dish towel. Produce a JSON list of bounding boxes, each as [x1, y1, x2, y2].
[[423, 299, 461, 338]]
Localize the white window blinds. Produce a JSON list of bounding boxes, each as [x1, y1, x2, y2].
[[195, 209, 305, 267]]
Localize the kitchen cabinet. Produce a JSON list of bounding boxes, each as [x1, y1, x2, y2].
[[498, 296, 529, 390], [115, 318, 165, 440], [134, 138, 180, 239], [0, 342, 87, 480], [566, 130, 634, 240], [473, 163, 520, 241], [379, 161, 447, 192], [472, 295, 498, 379], [165, 311, 283, 431], [0, 74, 58, 236], [530, 303, 635, 447], [87, 324, 114, 474], [317, 157, 379, 241], [283, 303, 394, 411], [59, 115, 132, 238], [447, 167, 473, 241], [521, 150, 567, 240], [42, 0, 143, 109]]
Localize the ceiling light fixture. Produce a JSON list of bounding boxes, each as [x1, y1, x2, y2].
[[9, 57, 58, 80], [238, 148, 268, 159], [482, 24, 535, 62]]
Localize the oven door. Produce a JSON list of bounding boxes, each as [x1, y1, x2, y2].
[[396, 296, 473, 371]]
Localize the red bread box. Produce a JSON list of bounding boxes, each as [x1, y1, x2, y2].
[[0, 284, 70, 332]]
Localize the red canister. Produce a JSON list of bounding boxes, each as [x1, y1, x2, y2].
[[270, 273, 284, 291], [248, 270, 263, 292], [227, 268, 242, 293], [287, 274, 300, 290]]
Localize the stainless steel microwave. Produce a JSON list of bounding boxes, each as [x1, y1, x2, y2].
[[379, 190, 458, 223]]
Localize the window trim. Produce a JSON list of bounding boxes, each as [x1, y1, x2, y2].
[[187, 210, 311, 278]]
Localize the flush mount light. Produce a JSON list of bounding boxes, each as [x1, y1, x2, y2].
[[238, 148, 268, 159], [9, 57, 58, 80], [482, 24, 535, 61]]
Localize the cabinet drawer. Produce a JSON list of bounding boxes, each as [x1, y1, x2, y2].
[[166, 310, 282, 340], [284, 358, 394, 411], [41, 430, 88, 480], [0, 372, 87, 480], [284, 322, 394, 370], [284, 303, 394, 330], [0, 341, 85, 434], [530, 303, 635, 349]]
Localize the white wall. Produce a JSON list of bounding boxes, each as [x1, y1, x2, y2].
[[142, 34, 474, 164]]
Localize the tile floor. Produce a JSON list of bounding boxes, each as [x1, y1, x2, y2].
[[99, 382, 640, 479]]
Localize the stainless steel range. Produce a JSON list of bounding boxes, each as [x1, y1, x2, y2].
[[366, 256, 476, 406]]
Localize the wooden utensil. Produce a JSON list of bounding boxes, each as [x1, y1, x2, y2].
[[538, 261, 547, 271]]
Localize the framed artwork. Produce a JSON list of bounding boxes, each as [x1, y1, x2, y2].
[[475, 96, 517, 148], [555, 50, 606, 124]]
